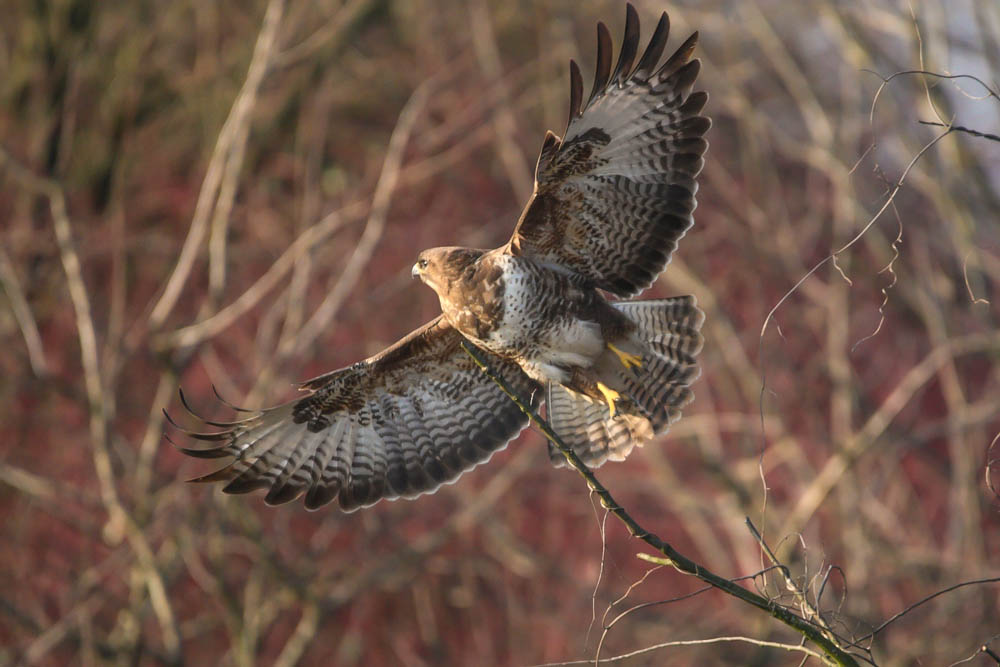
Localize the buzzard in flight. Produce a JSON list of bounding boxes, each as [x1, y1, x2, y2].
[[173, 5, 710, 511]]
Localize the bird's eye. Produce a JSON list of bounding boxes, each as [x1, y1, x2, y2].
[[418, 258, 429, 269]]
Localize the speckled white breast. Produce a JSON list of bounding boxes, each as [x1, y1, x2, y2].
[[485, 255, 604, 385]]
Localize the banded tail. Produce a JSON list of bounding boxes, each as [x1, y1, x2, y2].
[[546, 296, 704, 468]]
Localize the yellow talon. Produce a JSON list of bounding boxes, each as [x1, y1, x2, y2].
[[596, 382, 620, 417], [608, 343, 642, 370]]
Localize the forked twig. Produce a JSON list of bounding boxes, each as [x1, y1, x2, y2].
[[460, 341, 862, 667], [745, 517, 837, 640], [917, 120, 1000, 143]]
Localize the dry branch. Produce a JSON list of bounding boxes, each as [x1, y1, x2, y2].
[[149, 0, 287, 329], [0, 147, 182, 660], [0, 245, 48, 377], [461, 341, 863, 667]]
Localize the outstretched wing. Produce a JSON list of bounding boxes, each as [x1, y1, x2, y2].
[[172, 317, 540, 512], [507, 5, 710, 298]]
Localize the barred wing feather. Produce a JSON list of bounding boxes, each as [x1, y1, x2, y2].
[[509, 5, 710, 298], [174, 317, 540, 512]]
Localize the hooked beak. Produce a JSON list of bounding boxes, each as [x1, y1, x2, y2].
[[411, 262, 420, 279]]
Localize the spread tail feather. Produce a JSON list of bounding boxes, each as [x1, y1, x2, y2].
[[547, 295, 704, 468], [546, 383, 653, 468]]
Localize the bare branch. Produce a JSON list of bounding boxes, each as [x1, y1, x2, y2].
[[0, 146, 182, 660], [785, 332, 1000, 536], [287, 77, 435, 358], [0, 245, 48, 376], [149, 0, 287, 329], [532, 634, 827, 666], [462, 341, 863, 667], [917, 120, 1000, 142]]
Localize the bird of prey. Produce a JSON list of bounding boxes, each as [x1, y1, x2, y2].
[[172, 5, 710, 512]]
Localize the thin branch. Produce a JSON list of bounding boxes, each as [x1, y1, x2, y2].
[[532, 634, 827, 666], [962, 251, 991, 306], [149, 0, 286, 329], [0, 147, 182, 660], [918, 120, 1000, 142], [864, 70, 1000, 127], [52, 189, 183, 662], [469, 0, 534, 203], [948, 635, 1000, 667], [0, 463, 59, 500], [585, 506, 609, 648], [287, 76, 435, 358], [275, 0, 374, 69], [784, 332, 1000, 536], [599, 564, 664, 637], [596, 584, 713, 662], [745, 518, 837, 641], [151, 204, 358, 350], [755, 122, 953, 558], [987, 431, 1000, 500], [461, 341, 862, 667], [596, 565, 791, 662], [133, 371, 180, 500], [0, 245, 49, 376], [273, 602, 320, 667], [855, 576, 1000, 644], [24, 597, 104, 665], [758, 126, 951, 348]]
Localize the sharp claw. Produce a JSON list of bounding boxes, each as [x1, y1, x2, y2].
[[608, 343, 642, 371], [596, 382, 620, 417]]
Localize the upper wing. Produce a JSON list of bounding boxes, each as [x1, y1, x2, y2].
[[507, 5, 710, 298], [172, 317, 540, 512]]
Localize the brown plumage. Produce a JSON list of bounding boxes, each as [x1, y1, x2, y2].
[[171, 4, 710, 512]]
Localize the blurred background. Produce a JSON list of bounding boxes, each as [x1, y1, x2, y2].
[[1, 0, 999, 665]]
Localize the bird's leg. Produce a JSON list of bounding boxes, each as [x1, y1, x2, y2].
[[569, 367, 621, 417], [596, 382, 620, 417], [607, 342, 642, 371]]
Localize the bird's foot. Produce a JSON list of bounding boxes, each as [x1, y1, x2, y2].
[[608, 343, 642, 371], [596, 382, 620, 417]]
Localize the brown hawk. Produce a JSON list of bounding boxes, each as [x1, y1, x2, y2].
[[172, 5, 710, 512]]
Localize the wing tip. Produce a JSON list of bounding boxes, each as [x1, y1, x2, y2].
[[587, 21, 614, 106], [657, 31, 700, 80], [264, 484, 305, 507], [186, 464, 237, 484], [633, 11, 670, 80], [568, 59, 583, 124], [611, 3, 641, 86]]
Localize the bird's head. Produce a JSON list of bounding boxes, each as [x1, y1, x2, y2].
[[412, 247, 484, 296]]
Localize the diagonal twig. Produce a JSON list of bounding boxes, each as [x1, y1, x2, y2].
[[0, 245, 49, 377], [918, 120, 1000, 143], [460, 340, 862, 667]]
